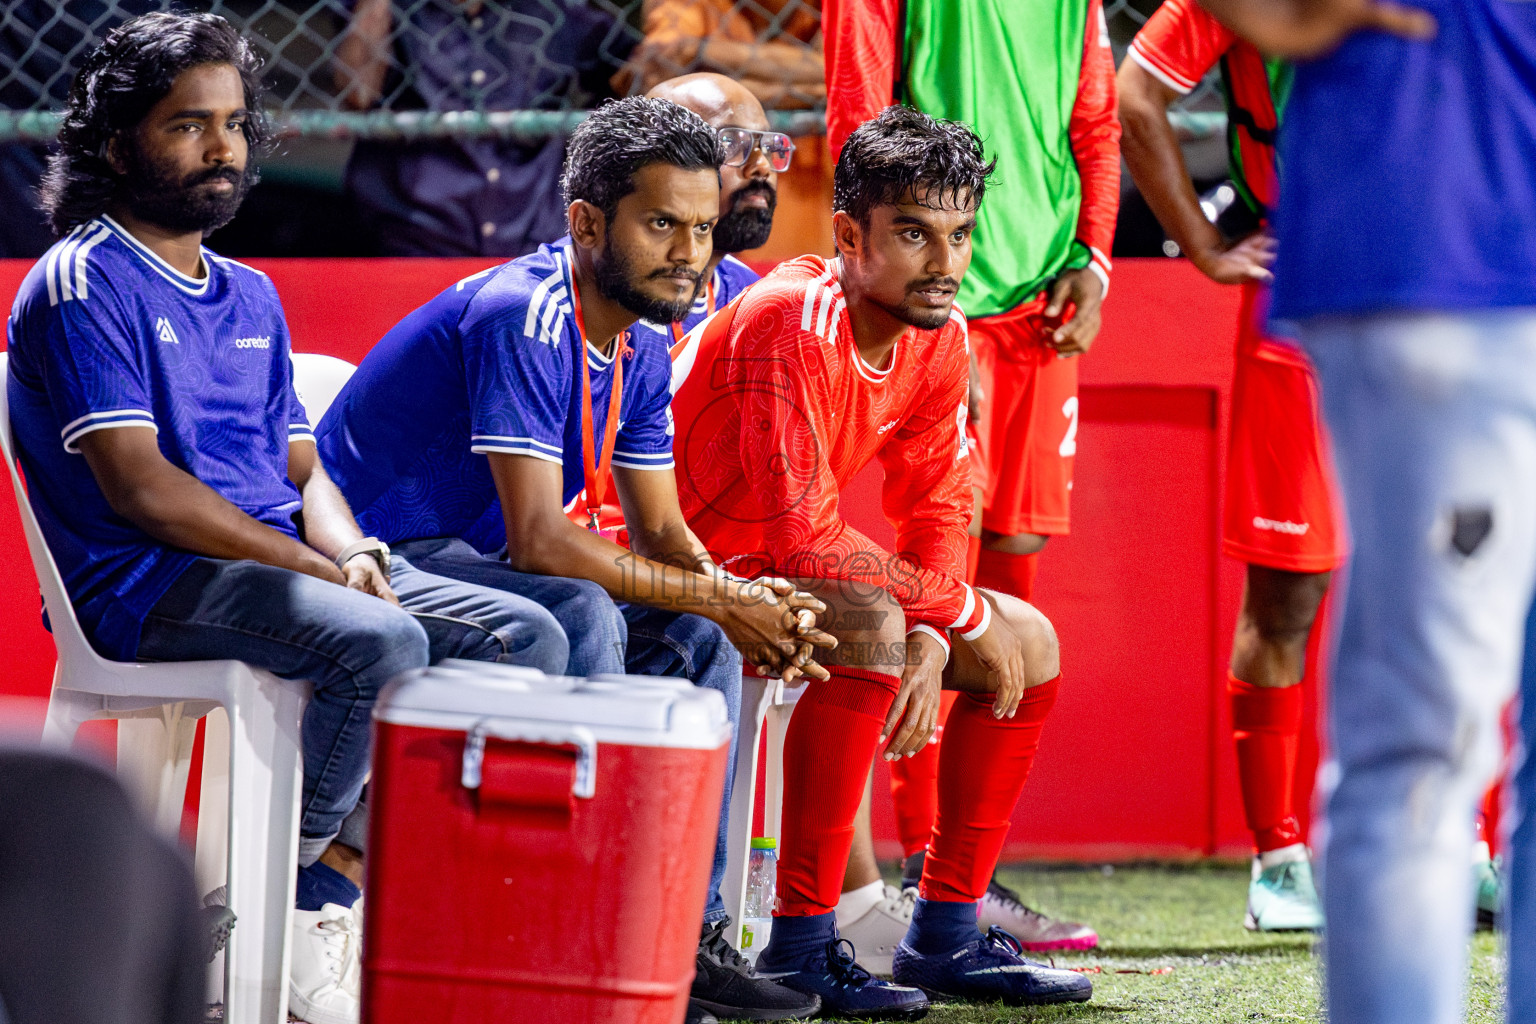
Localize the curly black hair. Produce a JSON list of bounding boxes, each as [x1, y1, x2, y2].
[[832, 105, 996, 225], [37, 11, 271, 236], [560, 96, 722, 223]]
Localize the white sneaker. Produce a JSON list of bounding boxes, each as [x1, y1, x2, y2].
[[835, 884, 915, 976], [289, 903, 362, 1024]]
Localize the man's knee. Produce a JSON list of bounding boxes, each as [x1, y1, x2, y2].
[[494, 600, 569, 675], [988, 590, 1061, 685], [982, 531, 1049, 555], [339, 606, 430, 697], [1243, 567, 1332, 648]]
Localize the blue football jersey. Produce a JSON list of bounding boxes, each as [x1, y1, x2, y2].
[[5, 216, 312, 660], [1272, 0, 1536, 319], [317, 239, 677, 553]]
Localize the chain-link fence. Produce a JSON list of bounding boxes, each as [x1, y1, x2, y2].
[[0, 0, 1222, 141]]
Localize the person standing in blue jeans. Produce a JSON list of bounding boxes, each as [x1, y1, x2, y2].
[[315, 97, 833, 1023], [1194, 1, 1535, 1021], [4, 15, 572, 1024]]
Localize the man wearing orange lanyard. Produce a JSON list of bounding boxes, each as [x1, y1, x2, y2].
[[645, 73, 793, 347], [315, 96, 831, 1024]]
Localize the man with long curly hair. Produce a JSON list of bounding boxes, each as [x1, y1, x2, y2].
[[6, 14, 575, 1023]]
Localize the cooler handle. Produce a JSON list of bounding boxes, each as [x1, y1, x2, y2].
[[461, 720, 598, 799]]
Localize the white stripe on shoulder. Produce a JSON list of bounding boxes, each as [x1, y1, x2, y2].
[[522, 272, 559, 339], [54, 227, 91, 304], [70, 225, 112, 302], [799, 281, 817, 332], [814, 287, 836, 339], [44, 226, 84, 307], [540, 286, 570, 348]]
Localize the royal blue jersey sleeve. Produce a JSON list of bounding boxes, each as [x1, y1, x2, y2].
[[611, 331, 676, 471], [461, 281, 571, 466], [33, 268, 158, 453]]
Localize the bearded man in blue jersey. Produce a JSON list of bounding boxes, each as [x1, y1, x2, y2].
[[315, 95, 831, 1023], [5, 14, 578, 1024]]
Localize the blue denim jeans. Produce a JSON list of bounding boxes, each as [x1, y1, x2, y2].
[[1303, 310, 1536, 1024], [395, 538, 744, 925], [135, 553, 571, 866]]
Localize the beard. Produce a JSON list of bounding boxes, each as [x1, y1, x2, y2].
[[120, 147, 256, 236], [881, 275, 959, 330], [593, 235, 701, 324], [712, 180, 777, 253]]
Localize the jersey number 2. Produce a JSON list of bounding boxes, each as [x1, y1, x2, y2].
[[1059, 396, 1079, 458]]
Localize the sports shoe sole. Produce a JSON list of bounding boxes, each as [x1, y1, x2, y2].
[[1244, 909, 1321, 932], [690, 995, 822, 1022], [1015, 934, 1099, 952], [200, 906, 236, 963], [914, 982, 1092, 1007], [287, 987, 357, 1024], [817, 1003, 929, 1021]]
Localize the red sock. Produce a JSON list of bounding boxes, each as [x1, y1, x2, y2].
[[1229, 676, 1304, 852], [888, 691, 959, 858], [965, 535, 982, 585], [776, 666, 900, 916], [975, 549, 1039, 603], [920, 677, 1061, 902]]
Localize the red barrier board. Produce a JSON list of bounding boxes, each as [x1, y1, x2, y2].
[[0, 256, 1323, 860]]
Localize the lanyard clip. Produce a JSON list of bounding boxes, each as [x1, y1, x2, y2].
[[587, 509, 602, 533]]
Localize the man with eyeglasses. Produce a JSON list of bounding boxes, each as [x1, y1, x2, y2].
[[646, 73, 792, 345]]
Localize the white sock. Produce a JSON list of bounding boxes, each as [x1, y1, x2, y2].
[[834, 879, 886, 928], [1258, 842, 1310, 870]]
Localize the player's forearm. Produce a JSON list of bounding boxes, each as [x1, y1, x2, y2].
[[629, 520, 717, 575], [109, 463, 337, 581], [764, 517, 981, 635], [292, 459, 367, 562], [504, 513, 728, 616], [1118, 72, 1226, 262]]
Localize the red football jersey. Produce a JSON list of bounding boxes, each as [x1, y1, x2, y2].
[[670, 255, 986, 637]]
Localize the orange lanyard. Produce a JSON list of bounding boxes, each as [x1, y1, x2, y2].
[[669, 277, 716, 353], [569, 270, 625, 532]]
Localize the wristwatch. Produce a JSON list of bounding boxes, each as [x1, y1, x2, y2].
[[335, 537, 391, 580]]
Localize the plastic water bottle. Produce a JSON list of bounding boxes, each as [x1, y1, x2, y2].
[[739, 837, 776, 964]]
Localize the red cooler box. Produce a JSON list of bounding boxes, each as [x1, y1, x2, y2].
[[362, 661, 730, 1024]]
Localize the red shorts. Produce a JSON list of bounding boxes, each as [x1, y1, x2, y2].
[[1224, 284, 1346, 573], [970, 298, 1078, 536]]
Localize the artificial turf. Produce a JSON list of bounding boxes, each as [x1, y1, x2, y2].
[[842, 861, 1506, 1024]]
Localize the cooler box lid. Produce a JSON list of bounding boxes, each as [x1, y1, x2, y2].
[[375, 660, 730, 750]]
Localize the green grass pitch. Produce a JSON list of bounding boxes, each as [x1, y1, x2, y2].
[[837, 862, 1507, 1024]]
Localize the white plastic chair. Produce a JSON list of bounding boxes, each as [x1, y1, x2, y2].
[[0, 351, 310, 1024], [289, 353, 358, 429], [721, 675, 804, 948], [196, 353, 359, 1007]]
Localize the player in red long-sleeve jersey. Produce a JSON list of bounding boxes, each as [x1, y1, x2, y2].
[[1117, 0, 1340, 932], [669, 106, 1093, 1016], [822, 0, 1116, 953]]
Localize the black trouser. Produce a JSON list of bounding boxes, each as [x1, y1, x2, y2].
[[0, 749, 203, 1024]]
